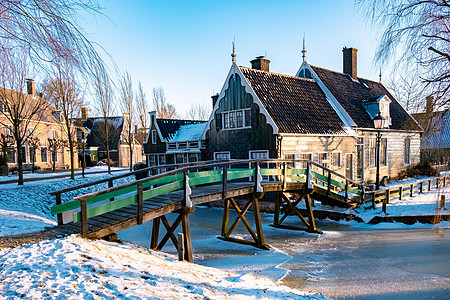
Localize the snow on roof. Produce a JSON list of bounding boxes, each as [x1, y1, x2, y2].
[[167, 122, 206, 142]]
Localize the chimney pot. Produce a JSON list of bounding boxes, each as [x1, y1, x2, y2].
[[343, 47, 358, 79], [426, 96, 434, 115], [81, 107, 88, 120], [211, 93, 219, 107], [250, 56, 270, 72], [26, 79, 36, 97]]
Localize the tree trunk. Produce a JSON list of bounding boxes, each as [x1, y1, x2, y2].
[[52, 149, 56, 172], [129, 145, 133, 171], [68, 138, 75, 180], [105, 120, 111, 174], [16, 139, 23, 185], [31, 148, 35, 174]]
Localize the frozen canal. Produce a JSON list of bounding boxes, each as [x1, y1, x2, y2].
[[118, 206, 450, 300]]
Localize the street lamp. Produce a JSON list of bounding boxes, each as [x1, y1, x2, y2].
[[81, 137, 87, 178], [373, 112, 386, 190]]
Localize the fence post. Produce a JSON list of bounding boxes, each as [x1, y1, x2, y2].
[[282, 162, 287, 191], [137, 183, 143, 225], [222, 166, 227, 199], [326, 171, 332, 197], [399, 186, 403, 200], [178, 233, 185, 261], [420, 181, 423, 194], [184, 171, 192, 208], [80, 199, 88, 236], [345, 179, 349, 202], [55, 193, 63, 225], [108, 179, 114, 201], [361, 183, 365, 204], [372, 192, 376, 209], [386, 188, 390, 204], [254, 162, 263, 194], [382, 198, 387, 214], [429, 180, 432, 191], [440, 195, 446, 209], [410, 184, 414, 197]]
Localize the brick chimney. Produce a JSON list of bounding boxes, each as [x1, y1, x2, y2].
[[426, 95, 434, 115], [211, 93, 219, 107], [250, 56, 270, 72], [81, 107, 88, 120], [26, 79, 36, 97], [343, 47, 358, 79]]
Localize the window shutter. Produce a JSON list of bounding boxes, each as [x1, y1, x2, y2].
[[216, 112, 222, 130]]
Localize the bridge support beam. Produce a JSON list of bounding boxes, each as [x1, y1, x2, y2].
[[150, 207, 195, 263], [218, 194, 270, 250], [271, 191, 322, 234]]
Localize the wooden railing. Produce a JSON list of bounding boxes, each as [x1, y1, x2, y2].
[[364, 174, 450, 209], [50, 159, 363, 236]]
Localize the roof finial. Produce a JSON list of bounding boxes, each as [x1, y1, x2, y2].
[[301, 34, 307, 62], [231, 39, 236, 63], [379, 68, 382, 83]]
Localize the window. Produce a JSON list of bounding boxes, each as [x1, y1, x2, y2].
[[29, 147, 36, 163], [188, 153, 200, 163], [250, 150, 269, 181], [148, 154, 156, 166], [0, 99, 3, 113], [223, 113, 229, 129], [40, 147, 48, 163], [167, 143, 177, 150], [222, 109, 251, 130], [176, 153, 184, 164], [48, 129, 56, 140], [236, 111, 243, 128], [404, 138, 411, 165], [28, 127, 35, 138], [151, 130, 157, 144], [356, 137, 364, 180], [298, 69, 312, 79], [158, 154, 166, 166], [332, 152, 341, 169], [6, 126, 13, 136], [7, 148, 15, 163], [214, 152, 230, 160], [284, 153, 296, 168], [318, 152, 329, 168], [300, 153, 312, 168], [229, 111, 236, 128]]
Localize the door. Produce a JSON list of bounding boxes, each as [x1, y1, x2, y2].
[[346, 153, 353, 179]]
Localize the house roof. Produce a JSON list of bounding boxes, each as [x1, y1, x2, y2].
[[156, 119, 207, 141], [412, 111, 450, 149], [168, 123, 207, 142], [310, 66, 421, 131], [239, 66, 348, 134], [73, 116, 124, 151], [0, 87, 61, 124]]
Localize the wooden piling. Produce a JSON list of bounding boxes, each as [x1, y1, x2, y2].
[[178, 233, 185, 261]]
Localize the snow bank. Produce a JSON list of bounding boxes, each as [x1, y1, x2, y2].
[[0, 235, 329, 300]]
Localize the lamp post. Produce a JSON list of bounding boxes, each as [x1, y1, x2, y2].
[[81, 137, 87, 178], [373, 112, 386, 190]]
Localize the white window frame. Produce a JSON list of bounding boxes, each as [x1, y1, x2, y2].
[[48, 129, 56, 140], [317, 152, 329, 169], [249, 150, 270, 181], [331, 151, 342, 169], [300, 152, 313, 169], [404, 138, 411, 165], [283, 152, 296, 168], [222, 108, 251, 130], [151, 130, 157, 144], [345, 153, 354, 180], [214, 151, 230, 160]]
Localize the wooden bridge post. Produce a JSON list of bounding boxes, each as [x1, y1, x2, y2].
[[150, 218, 160, 249], [80, 199, 88, 236], [273, 192, 281, 226], [222, 166, 228, 199], [137, 183, 143, 225], [386, 189, 390, 204], [326, 171, 332, 198], [344, 179, 349, 202], [420, 182, 423, 194], [55, 193, 63, 225], [304, 193, 319, 233], [252, 194, 266, 248], [181, 207, 194, 263], [108, 179, 114, 201], [429, 180, 432, 191], [177, 233, 185, 261], [372, 192, 376, 209], [361, 183, 365, 204], [282, 162, 287, 191]]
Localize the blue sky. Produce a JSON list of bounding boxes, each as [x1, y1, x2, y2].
[[84, 0, 380, 116]]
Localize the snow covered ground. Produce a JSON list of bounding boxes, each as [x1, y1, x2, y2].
[[0, 236, 328, 299], [0, 168, 328, 299]]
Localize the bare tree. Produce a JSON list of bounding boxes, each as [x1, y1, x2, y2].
[[386, 70, 426, 113], [185, 103, 211, 121], [135, 81, 150, 143], [93, 65, 115, 174], [43, 69, 83, 179], [0, 52, 47, 185], [27, 136, 40, 173], [357, 0, 450, 109], [48, 137, 67, 172], [119, 71, 135, 171], [152, 87, 178, 119]]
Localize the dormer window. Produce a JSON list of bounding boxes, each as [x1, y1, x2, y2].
[[222, 109, 251, 130], [361, 95, 391, 128], [298, 69, 312, 79]]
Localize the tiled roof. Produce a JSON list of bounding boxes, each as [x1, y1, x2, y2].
[[168, 123, 207, 142], [412, 111, 450, 149], [239, 67, 348, 134], [310, 66, 421, 131], [156, 119, 207, 141]]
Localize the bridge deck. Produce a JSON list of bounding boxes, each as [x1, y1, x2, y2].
[[52, 181, 307, 239]]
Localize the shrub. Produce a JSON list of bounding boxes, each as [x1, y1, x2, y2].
[[133, 162, 148, 180], [394, 162, 439, 180], [0, 155, 7, 166]]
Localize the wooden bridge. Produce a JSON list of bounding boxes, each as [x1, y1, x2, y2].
[[50, 159, 363, 262]]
